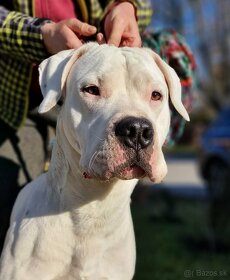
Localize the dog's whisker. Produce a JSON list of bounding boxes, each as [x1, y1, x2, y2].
[[94, 135, 105, 142], [87, 151, 98, 175], [88, 150, 98, 169], [88, 150, 101, 176]]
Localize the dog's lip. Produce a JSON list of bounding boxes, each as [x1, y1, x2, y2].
[[117, 164, 146, 179], [82, 153, 151, 181], [82, 163, 146, 181]]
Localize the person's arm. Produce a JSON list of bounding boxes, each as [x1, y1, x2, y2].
[[0, 6, 98, 60], [0, 6, 51, 62]]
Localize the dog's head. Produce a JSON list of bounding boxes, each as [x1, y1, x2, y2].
[[39, 43, 189, 183]]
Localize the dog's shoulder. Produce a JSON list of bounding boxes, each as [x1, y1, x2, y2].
[[11, 174, 50, 221], [0, 174, 75, 280]]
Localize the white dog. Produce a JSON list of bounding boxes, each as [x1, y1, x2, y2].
[[0, 43, 189, 280]]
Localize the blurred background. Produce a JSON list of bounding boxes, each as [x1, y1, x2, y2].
[[133, 0, 230, 279], [0, 0, 230, 279]]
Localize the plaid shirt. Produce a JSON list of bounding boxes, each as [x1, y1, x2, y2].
[[0, 0, 152, 130]]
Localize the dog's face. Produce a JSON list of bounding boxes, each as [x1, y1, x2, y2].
[[39, 43, 189, 183]]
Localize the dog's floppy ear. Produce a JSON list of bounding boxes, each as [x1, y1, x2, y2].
[[38, 45, 90, 113], [149, 50, 190, 121]]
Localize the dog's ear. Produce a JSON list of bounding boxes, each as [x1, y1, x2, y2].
[[148, 50, 190, 121], [38, 49, 74, 113], [38, 45, 92, 113]]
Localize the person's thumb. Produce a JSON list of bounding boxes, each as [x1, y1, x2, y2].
[[67, 18, 97, 36]]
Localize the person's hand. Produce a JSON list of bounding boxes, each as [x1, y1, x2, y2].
[[41, 18, 97, 54], [103, 2, 141, 47]]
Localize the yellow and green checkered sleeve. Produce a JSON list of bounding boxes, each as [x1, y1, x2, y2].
[[134, 0, 153, 31], [0, 6, 50, 63]]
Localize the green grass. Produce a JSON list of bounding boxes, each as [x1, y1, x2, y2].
[[132, 197, 230, 280]]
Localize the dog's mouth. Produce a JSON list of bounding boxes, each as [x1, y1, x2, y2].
[[83, 163, 146, 180], [112, 153, 149, 179], [83, 154, 150, 181], [116, 163, 146, 180]]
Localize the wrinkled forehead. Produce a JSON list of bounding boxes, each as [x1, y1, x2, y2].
[[71, 45, 166, 85], [120, 48, 166, 87]]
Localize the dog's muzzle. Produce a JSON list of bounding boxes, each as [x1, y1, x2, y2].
[[83, 117, 155, 180], [115, 116, 154, 152]]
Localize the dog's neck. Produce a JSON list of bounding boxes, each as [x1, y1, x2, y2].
[[46, 119, 137, 214]]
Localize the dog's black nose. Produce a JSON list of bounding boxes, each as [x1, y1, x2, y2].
[[115, 117, 153, 150]]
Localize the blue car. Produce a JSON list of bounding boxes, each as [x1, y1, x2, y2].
[[200, 106, 230, 196]]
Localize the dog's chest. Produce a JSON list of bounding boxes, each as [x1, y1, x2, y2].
[[45, 214, 126, 279]]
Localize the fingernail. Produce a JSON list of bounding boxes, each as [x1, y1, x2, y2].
[[108, 41, 117, 47], [88, 26, 96, 33]]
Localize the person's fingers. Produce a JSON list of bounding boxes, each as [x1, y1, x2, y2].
[[67, 35, 83, 49], [96, 33, 106, 44], [129, 26, 142, 47], [60, 24, 83, 49], [118, 27, 141, 47], [106, 19, 125, 46], [66, 18, 97, 36], [134, 36, 142, 47], [42, 22, 85, 54]]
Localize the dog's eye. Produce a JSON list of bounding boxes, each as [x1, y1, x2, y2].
[[151, 91, 162, 101], [83, 86, 100, 96]]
